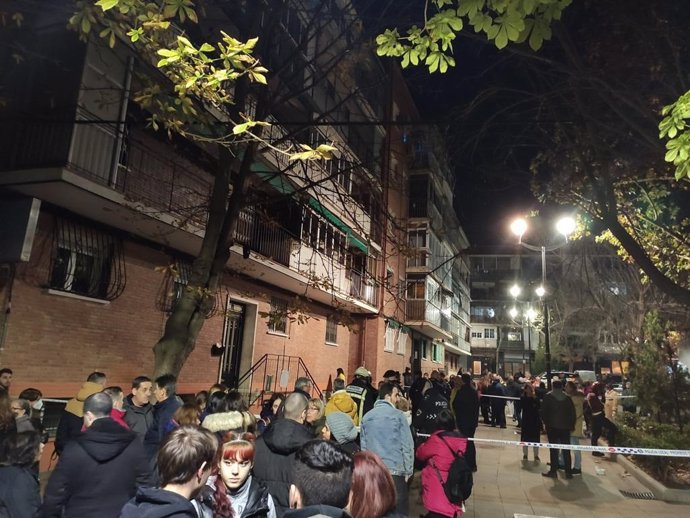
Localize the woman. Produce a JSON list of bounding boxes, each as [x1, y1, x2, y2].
[[164, 402, 201, 434], [196, 390, 209, 413], [0, 431, 42, 518], [322, 411, 360, 455], [195, 432, 276, 518], [348, 451, 399, 518], [305, 397, 326, 436], [257, 393, 284, 434], [415, 409, 467, 518], [520, 383, 541, 461]]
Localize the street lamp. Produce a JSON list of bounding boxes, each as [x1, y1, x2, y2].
[[510, 216, 575, 390]]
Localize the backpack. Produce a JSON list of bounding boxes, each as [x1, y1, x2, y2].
[[431, 433, 473, 504]]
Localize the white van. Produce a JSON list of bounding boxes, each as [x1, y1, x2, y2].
[[574, 370, 597, 383]]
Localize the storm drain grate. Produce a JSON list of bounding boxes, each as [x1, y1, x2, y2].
[[620, 490, 656, 500]]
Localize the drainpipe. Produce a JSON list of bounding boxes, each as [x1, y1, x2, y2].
[[109, 55, 134, 188]]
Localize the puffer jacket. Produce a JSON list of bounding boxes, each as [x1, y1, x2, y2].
[[360, 400, 414, 477], [55, 381, 103, 454], [194, 475, 276, 518], [416, 430, 467, 517], [253, 418, 314, 517], [324, 391, 359, 425]]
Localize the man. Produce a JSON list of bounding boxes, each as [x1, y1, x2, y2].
[[488, 375, 507, 428], [402, 367, 413, 394], [412, 379, 449, 436], [124, 376, 154, 438], [452, 373, 480, 471], [144, 374, 181, 459], [104, 386, 130, 429], [345, 366, 377, 424], [408, 369, 426, 416], [41, 392, 151, 517], [324, 378, 358, 425], [55, 371, 107, 455], [565, 380, 585, 475], [19, 388, 44, 422], [294, 377, 313, 398], [120, 426, 218, 518], [540, 380, 576, 479], [360, 382, 414, 516], [0, 367, 12, 395], [254, 392, 314, 517], [285, 440, 352, 518]]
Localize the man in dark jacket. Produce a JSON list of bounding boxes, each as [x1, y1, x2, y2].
[[488, 376, 507, 428], [452, 373, 479, 471], [345, 367, 377, 425], [285, 440, 352, 518], [143, 374, 181, 460], [541, 380, 576, 479], [412, 380, 449, 435], [254, 392, 314, 517], [123, 375, 154, 439], [120, 425, 218, 518], [40, 392, 152, 517], [54, 371, 106, 455]]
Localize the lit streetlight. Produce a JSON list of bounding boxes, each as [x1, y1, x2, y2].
[[535, 285, 546, 298], [509, 284, 522, 298]]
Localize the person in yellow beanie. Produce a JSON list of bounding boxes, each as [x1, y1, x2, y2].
[[325, 379, 359, 425]]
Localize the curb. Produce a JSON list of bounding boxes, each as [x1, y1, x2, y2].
[[615, 453, 690, 504]]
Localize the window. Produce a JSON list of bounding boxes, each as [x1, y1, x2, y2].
[[507, 331, 522, 341], [406, 279, 426, 299], [268, 297, 288, 334], [432, 343, 443, 363], [421, 340, 429, 359], [384, 323, 396, 352], [49, 217, 125, 300], [471, 331, 482, 338], [325, 315, 338, 345], [397, 329, 407, 354], [484, 328, 495, 339]]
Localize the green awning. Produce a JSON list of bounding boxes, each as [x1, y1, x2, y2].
[[256, 171, 295, 195], [307, 198, 368, 254]]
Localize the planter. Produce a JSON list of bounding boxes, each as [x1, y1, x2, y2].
[[615, 454, 690, 504]]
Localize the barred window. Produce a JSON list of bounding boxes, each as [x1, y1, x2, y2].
[[49, 217, 125, 300], [268, 297, 288, 334], [325, 315, 338, 345], [384, 323, 396, 352]]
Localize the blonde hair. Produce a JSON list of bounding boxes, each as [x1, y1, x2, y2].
[[308, 397, 325, 419]]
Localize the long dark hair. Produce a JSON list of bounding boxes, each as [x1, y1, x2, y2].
[[0, 431, 41, 467]]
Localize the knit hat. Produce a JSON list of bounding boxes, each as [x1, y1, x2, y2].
[[326, 411, 358, 444], [354, 366, 370, 378]]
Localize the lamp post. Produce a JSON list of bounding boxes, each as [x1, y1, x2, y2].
[[509, 296, 538, 375], [511, 216, 575, 390]]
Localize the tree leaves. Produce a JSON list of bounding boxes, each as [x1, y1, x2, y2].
[[659, 92, 690, 180]]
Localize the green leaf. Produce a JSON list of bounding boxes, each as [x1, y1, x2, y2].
[[96, 0, 120, 11]]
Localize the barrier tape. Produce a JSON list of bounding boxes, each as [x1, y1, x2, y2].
[[416, 433, 690, 457], [478, 393, 636, 400]]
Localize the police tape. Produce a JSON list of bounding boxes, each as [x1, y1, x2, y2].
[[478, 394, 636, 400], [415, 434, 690, 457]]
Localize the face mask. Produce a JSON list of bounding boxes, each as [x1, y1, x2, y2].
[[32, 400, 44, 411]]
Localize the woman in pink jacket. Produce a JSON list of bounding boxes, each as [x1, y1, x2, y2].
[[416, 409, 468, 518]]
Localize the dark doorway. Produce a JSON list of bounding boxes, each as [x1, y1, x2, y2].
[[219, 300, 246, 388]]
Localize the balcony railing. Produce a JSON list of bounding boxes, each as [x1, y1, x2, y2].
[[0, 117, 378, 307], [406, 299, 450, 332]]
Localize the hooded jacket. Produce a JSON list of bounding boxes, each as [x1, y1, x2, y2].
[[120, 487, 198, 518], [123, 395, 154, 438], [40, 417, 153, 518], [253, 418, 314, 517], [540, 388, 576, 432], [324, 391, 358, 425], [54, 381, 103, 455]]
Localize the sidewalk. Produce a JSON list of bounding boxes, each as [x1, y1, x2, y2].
[[409, 421, 690, 517]]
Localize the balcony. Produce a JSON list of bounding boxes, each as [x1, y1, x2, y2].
[[0, 117, 378, 313], [405, 299, 452, 340]]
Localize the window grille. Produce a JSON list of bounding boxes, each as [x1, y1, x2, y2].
[[268, 297, 288, 334], [325, 315, 338, 344], [155, 258, 220, 317], [49, 216, 125, 300], [384, 323, 396, 352]]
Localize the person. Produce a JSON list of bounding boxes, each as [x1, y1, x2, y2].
[[403, 367, 413, 395], [0, 367, 12, 395], [11, 398, 39, 433], [540, 380, 575, 479], [488, 376, 507, 428], [586, 382, 618, 457], [18, 388, 44, 422], [0, 391, 16, 436], [285, 440, 352, 518], [195, 391, 209, 413], [604, 384, 619, 420], [166, 403, 202, 433], [226, 390, 249, 412], [41, 392, 152, 517], [55, 371, 106, 455], [253, 392, 314, 516], [294, 378, 313, 398], [144, 374, 181, 459], [348, 450, 399, 518], [413, 379, 449, 437], [565, 381, 585, 475], [123, 376, 154, 439], [360, 382, 414, 517], [201, 391, 229, 424], [415, 409, 468, 518], [120, 425, 219, 518], [104, 386, 130, 430], [519, 383, 541, 462], [322, 411, 359, 455], [194, 431, 277, 518], [258, 393, 285, 434], [452, 373, 479, 471], [505, 376, 523, 427], [325, 379, 358, 424], [305, 397, 326, 436], [0, 431, 42, 518], [408, 370, 426, 416], [346, 367, 377, 424], [336, 368, 346, 382]]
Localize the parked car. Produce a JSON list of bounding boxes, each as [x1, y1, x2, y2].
[[538, 371, 575, 385]]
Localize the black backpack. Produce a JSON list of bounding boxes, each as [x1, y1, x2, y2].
[[431, 433, 473, 503]]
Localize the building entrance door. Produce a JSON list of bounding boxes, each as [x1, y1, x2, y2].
[[219, 300, 246, 387]]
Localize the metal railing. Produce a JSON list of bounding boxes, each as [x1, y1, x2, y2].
[[406, 299, 447, 330], [235, 353, 323, 408]]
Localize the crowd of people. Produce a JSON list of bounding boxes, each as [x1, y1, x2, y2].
[[0, 364, 629, 518]]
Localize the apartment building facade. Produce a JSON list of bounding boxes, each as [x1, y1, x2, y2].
[[0, 0, 470, 398]]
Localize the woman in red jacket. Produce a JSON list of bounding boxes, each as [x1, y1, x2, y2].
[[416, 409, 468, 518]]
